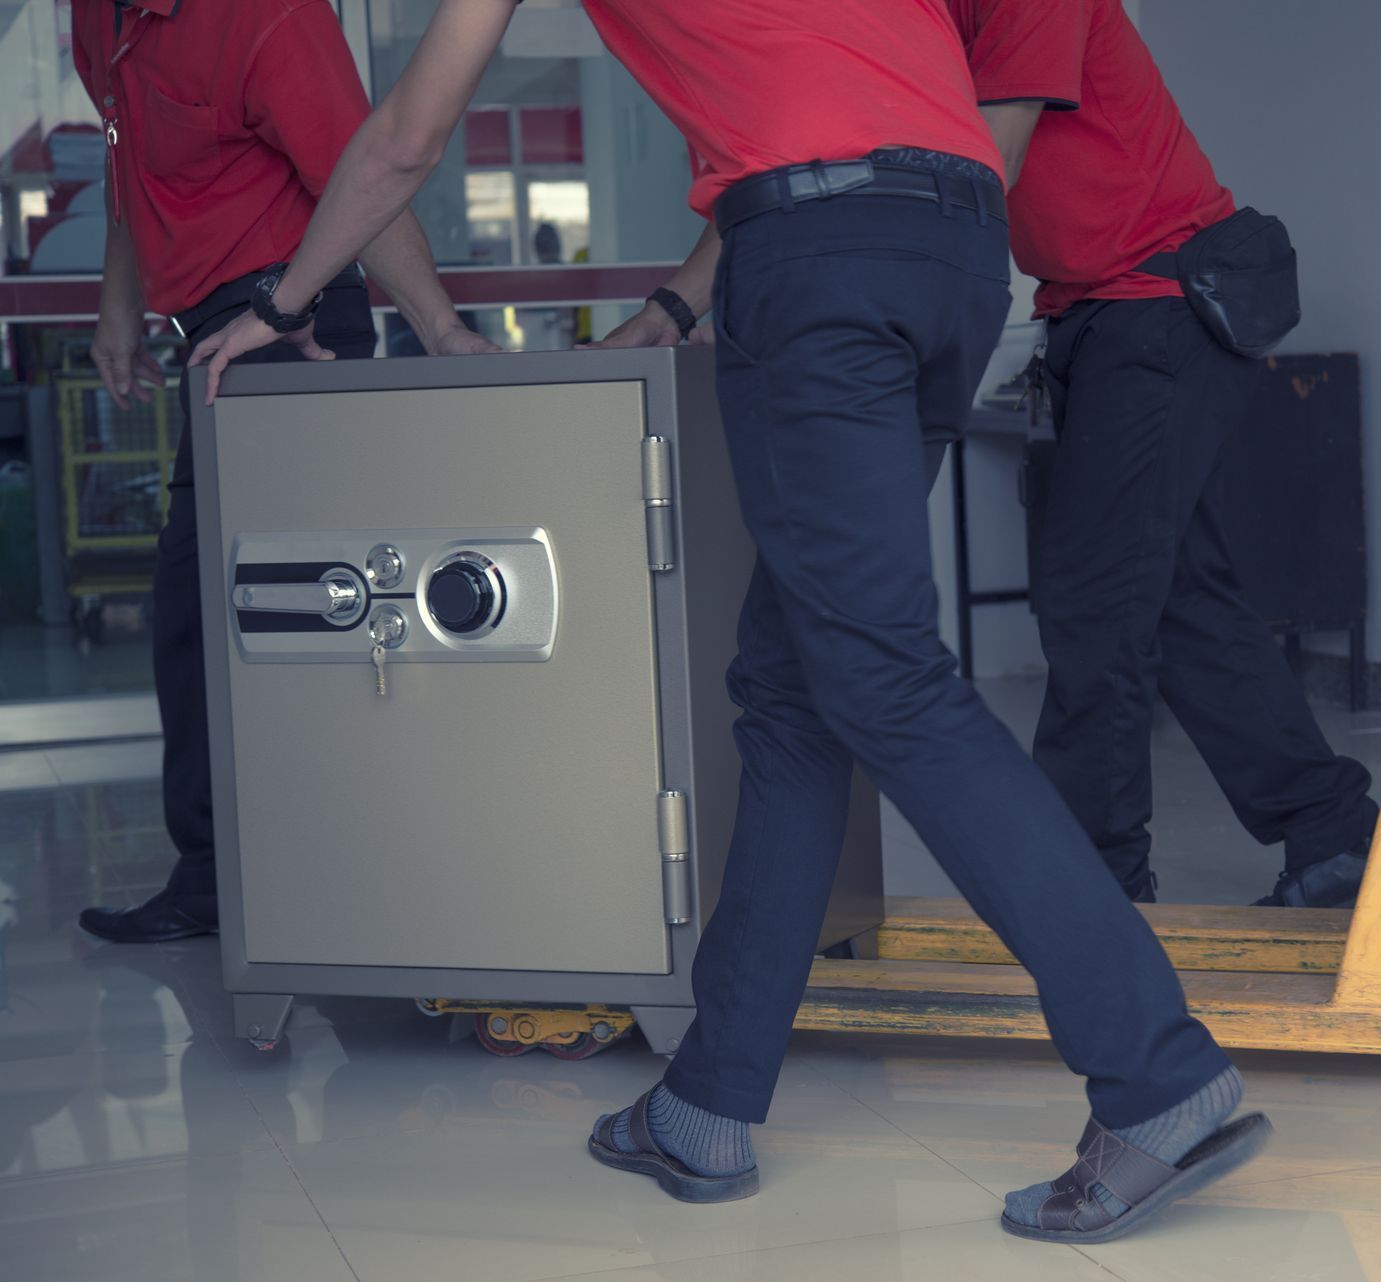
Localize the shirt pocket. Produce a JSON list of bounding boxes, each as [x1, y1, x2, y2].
[[142, 86, 221, 187]]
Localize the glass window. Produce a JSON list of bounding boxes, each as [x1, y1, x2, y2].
[[366, 0, 701, 278], [0, 0, 160, 716], [527, 179, 589, 265], [464, 171, 518, 267]]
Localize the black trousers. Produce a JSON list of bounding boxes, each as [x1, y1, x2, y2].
[[662, 188, 1228, 1128], [1034, 297, 1376, 898], [157, 281, 377, 921]]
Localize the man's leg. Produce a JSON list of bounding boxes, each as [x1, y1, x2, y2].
[[1033, 299, 1224, 900], [628, 198, 1226, 1132], [80, 286, 377, 942], [1158, 461, 1376, 905], [594, 198, 1253, 1226], [594, 556, 854, 1187], [156, 396, 219, 924], [78, 379, 220, 942]]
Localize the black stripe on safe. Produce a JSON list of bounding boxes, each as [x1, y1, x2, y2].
[[233, 562, 368, 633]]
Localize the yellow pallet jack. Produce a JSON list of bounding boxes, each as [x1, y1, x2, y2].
[[797, 821, 1381, 1053], [416, 1000, 638, 1060], [433, 823, 1381, 1060]]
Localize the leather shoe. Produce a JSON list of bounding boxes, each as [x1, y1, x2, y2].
[[1252, 850, 1368, 908], [1128, 871, 1159, 904], [78, 891, 218, 943]]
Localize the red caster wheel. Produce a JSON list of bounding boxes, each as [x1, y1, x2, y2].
[[474, 1013, 536, 1057], [542, 1019, 630, 1060], [541, 1033, 607, 1060]]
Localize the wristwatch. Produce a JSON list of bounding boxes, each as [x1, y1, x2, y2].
[[251, 263, 323, 333], [648, 286, 698, 341]]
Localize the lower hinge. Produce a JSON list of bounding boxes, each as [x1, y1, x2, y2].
[[657, 789, 691, 924]]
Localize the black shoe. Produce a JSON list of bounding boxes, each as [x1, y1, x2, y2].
[[1252, 851, 1368, 908], [1127, 871, 1159, 904], [78, 890, 218, 943]]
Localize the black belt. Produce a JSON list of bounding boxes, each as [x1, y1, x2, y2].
[[170, 264, 365, 340], [714, 157, 1007, 235]]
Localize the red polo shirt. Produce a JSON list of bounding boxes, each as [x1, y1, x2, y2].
[[582, 0, 1004, 218], [72, 0, 371, 317], [947, 0, 1235, 317]]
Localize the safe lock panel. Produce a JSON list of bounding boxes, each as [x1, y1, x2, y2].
[[192, 347, 882, 1051]]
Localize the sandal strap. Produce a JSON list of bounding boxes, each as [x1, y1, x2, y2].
[[594, 1110, 621, 1151], [1036, 1118, 1179, 1232], [627, 1090, 666, 1161], [1071, 1118, 1178, 1206]]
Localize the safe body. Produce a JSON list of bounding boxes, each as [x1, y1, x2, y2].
[[192, 346, 882, 1051]]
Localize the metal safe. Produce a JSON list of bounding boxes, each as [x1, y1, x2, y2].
[[191, 346, 882, 1052]]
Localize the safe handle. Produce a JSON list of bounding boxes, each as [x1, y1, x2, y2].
[[232, 577, 360, 618]]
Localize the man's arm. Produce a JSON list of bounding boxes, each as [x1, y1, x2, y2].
[[91, 185, 166, 410], [979, 101, 1045, 189], [191, 0, 518, 397], [358, 211, 502, 355], [581, 222, 721, 349]]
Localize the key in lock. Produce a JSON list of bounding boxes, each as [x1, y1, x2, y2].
[[368, 606, 408, 697]]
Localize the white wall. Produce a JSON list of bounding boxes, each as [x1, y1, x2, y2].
[[1139, 1, 1381, 658]]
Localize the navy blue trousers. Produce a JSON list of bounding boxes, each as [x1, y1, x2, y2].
[[157, 284, 376, 922], [1034, 298, 1376, 897], [663, 191, 1229, 1129]]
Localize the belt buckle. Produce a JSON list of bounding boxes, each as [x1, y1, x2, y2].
[[816, 158, 874, 198]]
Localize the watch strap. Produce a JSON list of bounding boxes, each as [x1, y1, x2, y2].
[[252, 263, 323, 334], [648, 286, 698, 341]]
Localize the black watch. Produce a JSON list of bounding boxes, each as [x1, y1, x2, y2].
[[251, 263, 323, 333], [648, 287, 698, 341]]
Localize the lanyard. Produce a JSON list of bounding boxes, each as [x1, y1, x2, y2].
[[100, 7, 156, 224]]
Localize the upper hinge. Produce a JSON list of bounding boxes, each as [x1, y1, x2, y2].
[[642, 435, 675, 572]]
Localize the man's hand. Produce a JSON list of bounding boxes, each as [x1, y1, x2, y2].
[[94, 179, 165, 410], [433, 323, 506, 356], [578, 222, 721, 352], [189, 310, 334, 404], [578, 302, 681, 350], [91, 305, 166, 411]]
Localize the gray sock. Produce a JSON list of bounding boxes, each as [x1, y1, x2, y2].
[[1005, 1066, 1244, 1227], [596, 1082, 755, 1177]]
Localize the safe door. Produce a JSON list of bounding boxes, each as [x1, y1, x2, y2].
[[198, 373, 676, 977]]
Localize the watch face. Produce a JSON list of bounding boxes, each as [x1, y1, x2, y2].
[[253, 265, 315, 332]]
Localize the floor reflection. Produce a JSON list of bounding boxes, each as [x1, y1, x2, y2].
[[0, 718, 1379, 1280]]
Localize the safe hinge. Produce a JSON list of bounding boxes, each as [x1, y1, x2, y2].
[[657, 789, 691, 925], [642, 435, 676, 572]]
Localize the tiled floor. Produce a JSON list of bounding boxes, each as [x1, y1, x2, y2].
[[1, 681, 1379, 1281]]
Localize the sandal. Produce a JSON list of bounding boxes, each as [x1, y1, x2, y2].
[[1001, 1112, 1273, 1244], [588, 1089, 761, 1204]]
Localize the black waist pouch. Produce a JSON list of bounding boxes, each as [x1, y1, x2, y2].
[[1137, 207, 1300, 358]]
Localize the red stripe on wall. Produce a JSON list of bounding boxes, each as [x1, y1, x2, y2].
[[0, 264, 679, 322]]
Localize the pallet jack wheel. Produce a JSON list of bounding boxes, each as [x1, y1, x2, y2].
[[474, 1013, 537, 1057], [543, 1016, 633, 1059], [541, 1033, 607, 1060]]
